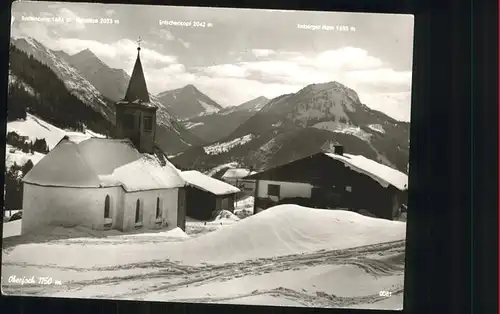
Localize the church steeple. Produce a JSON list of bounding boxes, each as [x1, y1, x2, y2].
[[124, 38, 150, 103]]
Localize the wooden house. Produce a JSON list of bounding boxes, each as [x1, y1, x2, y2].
[[181, 170, 241, 221], [245, 146, 408, 220]]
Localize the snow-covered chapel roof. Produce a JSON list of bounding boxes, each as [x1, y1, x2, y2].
[[23, 137, 185, 192], [181, 170, 240, 196]]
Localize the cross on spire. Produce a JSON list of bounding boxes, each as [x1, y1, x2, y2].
[[137, 37, 142, 51]]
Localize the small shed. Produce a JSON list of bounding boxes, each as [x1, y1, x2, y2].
[[181, 170, 241, 220]]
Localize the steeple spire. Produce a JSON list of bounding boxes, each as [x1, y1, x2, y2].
[[124, 37, 150, 103]]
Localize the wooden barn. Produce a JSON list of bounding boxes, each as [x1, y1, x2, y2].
[[180, 170, 241, 221], [245, 146, 408, 220]]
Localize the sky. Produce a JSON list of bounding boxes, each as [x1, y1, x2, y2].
[[11, 2, 414, 121]]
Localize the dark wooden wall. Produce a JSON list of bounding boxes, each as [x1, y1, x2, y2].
[[250, 153, 401, 219], [177, 188, 186, 231], [185, 187, 237, 220], [218, 194, 236, 212], [185, 186, 216, 221]]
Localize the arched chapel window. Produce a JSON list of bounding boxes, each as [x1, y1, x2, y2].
[[104, 195, 111, 218], [156, 197, 161, 219], [135, 199, 142, 223]]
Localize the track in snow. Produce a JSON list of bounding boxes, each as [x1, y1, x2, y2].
[[3, 239, 405, 308]]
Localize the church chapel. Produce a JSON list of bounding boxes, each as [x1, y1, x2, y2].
[[21, 43, 188, 234]]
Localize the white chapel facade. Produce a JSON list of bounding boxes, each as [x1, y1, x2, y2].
[[21, 44, 187, 235]]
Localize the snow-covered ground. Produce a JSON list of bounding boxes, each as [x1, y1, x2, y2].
[[1, 205, 406, 310], [234, 196, 255, 218], [5, 144, 45, 168], [5, 114, 107, 176], [368, 124, 386, 134], [203, 134, 255, 155], [313, 122, 372, 142], [2, 219, 22, 238], [7, 114, 105, 150], [198, 100, 220, 115], [183, 121, 204, 130]]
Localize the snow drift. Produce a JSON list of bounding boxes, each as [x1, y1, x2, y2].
[[173, 204, 406, 265], [2, 220, 22, 238], [213, 210, 240, 221], [3, 205, 405, 269]]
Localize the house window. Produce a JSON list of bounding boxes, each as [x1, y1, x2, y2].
[[135, 199, 142, 224], [144, 116, 153, 133], [123, 114, 134, 129], [345, 186, 352, 192], [156, 197, 161, 219], [268, 184, 281, 198], [104, 195, 111, 218]]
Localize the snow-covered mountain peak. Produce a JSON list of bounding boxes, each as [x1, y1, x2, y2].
[[69, 48, 111, 70], [156, 84, 222, 120], [75, 48, 94, 56], [252, 81, 363, 128], [299, 81, 361, 104], [238, 96, 270, 111], [184, 84, 197, 92], [220, 96, 270, 115]]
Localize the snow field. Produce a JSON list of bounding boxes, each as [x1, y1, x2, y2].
[[7, 114, 105, 150], [1, 205, 406, 309], [5, 145, 45, 168], [203, 134, 255, 155]]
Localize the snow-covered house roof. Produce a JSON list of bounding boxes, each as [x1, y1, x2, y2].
[[181, 170, 240, 196], [23, 137, 185, 192], [246, 152, 408, 191], [324, 153, 408, 191], [221, 168, 257, 180]]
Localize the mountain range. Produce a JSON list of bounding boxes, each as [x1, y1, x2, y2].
[[52, 48, 130, 103], [172, 82, 409, 173], [7, 36, 410, 176], [181, 96, 270, 143]]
